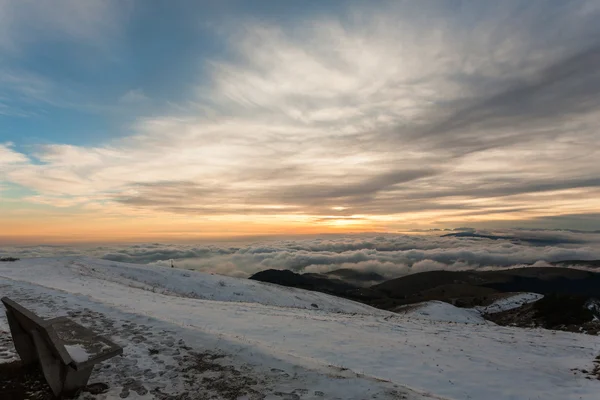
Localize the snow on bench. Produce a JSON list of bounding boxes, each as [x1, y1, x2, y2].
[[1, 297, 123, 397]]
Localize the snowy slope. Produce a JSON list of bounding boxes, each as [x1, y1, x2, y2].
[[3, 257, 381, 314], [477, 292, 544, 314], [0, 279, 415, 400], [1, 257, 599, 400], [395, 300, 490, 324]]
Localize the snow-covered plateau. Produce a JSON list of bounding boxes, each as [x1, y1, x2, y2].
[[0, 257, 598, 399]]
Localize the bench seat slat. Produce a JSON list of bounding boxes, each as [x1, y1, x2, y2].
[[72, 347, 123, 371], [2, 297, 123, 369], [49, 318, 123, 370]]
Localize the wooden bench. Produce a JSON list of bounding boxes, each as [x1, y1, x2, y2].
[[1, 297, 123, 397]]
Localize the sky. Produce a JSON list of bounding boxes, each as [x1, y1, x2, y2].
[[1, 0, 600, 244]]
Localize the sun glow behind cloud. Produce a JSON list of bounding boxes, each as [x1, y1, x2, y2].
[[1, 1, 600, 243]]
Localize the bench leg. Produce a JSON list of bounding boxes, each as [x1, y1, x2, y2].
[[63, 365, 94, 396], [5, 310, 37, 365], [30, 329, 64, 397], [30, 330, 95, 397]]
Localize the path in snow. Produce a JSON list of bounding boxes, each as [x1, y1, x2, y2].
[[1, 257, 599, 400]]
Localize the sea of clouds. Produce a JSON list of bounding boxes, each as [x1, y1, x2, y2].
[[2, 229, 600, 279]]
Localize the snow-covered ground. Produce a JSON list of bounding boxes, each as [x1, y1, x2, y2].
[[395, 301, 490, 324], [392, 293, 545, 325], [61, 258, 381, 314], [1, 257, 599, 400], [476, 293, 544, 314]]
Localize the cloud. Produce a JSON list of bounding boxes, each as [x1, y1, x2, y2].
[[2, 1, 600, 232], [0, 0, 126, 53], [0, 1, 132, 118], [3, 230, 600, 278], [119, 89, 149, 104], [411, 260, 451, 274], [0, 69, 55, 116], [415, 44, 600, 154], [0, 143, 28, 167]]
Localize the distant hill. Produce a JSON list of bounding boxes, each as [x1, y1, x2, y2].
[[480, 267, 600, 297], [371, 267, 600, 308], [249, 268, 386, 289], [251, 265, 600, 312], [485, 294, 600, 334], [370, 270, 500, 308], [248, 269, 385, 303], [249, 269, 356, 293]]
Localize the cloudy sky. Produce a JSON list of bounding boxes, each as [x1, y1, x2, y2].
[[2, 1, 600, 244]]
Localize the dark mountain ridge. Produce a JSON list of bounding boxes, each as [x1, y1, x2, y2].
[[250, 264, 600, 311], [248, 268, 385, 303], [375, 267, 600, 304]]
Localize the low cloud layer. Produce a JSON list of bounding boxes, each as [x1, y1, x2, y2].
[[3, 229, 600, 279]]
